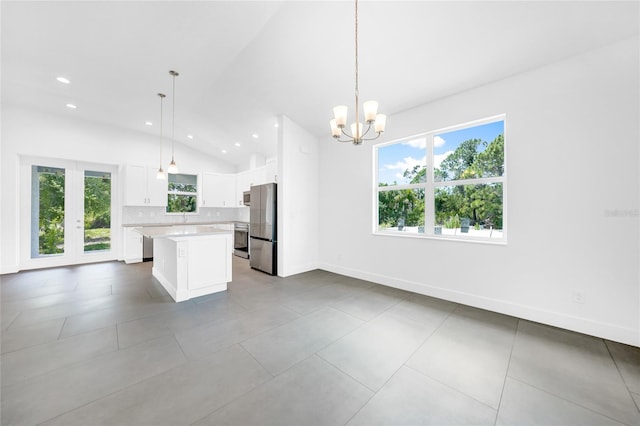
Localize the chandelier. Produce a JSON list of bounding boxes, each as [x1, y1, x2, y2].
[[168, 70, 179, 174], [330, 0, 386, 145]]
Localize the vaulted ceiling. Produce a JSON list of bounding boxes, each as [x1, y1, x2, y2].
[[2, 1, 638, 168]]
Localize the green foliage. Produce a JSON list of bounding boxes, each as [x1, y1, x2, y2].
[[167, 195, 197, 213], [84, 176, 111, 229], [378, 186, 425, 228], [444, 214, 460, 229], [38, 172, 65, 254]]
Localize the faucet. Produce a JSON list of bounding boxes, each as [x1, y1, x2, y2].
[[182, 212, 187, 223]]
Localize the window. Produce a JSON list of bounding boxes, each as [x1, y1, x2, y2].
[[31, 165, 66, 257], [167, 173, 198, 213], [375, 116, 505, 241]]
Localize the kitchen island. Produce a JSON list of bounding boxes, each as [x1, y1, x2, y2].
[[135, 225, 233, 302]]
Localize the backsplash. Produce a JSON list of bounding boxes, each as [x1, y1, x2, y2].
[[122, 206, 248, 225]]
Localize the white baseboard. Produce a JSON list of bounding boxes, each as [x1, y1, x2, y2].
[[318, 262, 639, 347], [279, 261, 320, 278], [0, 264, 20, 275]]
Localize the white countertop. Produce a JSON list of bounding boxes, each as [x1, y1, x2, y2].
[[134, 225, 232, 238], [123, 221, 238, 228]]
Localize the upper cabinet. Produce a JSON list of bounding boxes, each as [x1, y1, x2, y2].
[[124, 165, 167, 207], [201, 172, 236, 207], [235, 164, 277, 206]]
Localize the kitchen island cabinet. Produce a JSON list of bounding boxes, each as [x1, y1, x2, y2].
[[136, 226, 232, 302]]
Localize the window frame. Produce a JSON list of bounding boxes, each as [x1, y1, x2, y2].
[[373, 114, 507, 244], [166, 172, 199, 215]]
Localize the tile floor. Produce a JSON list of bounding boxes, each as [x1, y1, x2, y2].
[[1, 258, 639, 426]]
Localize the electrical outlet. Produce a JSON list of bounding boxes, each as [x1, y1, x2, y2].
[[137, 211, 143, 217], [572, 290, 586, 304], [207, 211, 211, 217], [216, 211, 220, 217]]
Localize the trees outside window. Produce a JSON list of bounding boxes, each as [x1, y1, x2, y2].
[[375, 117, 506, 241], [167, 173, 198, 213]]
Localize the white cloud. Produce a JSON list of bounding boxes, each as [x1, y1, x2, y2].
[[383, 155, 425, 182], [434, 135, 446, 148], [434, 151, 454, 169], [402, 137, 426, 149]]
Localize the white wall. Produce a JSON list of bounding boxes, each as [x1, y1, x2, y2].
[[0, 106, 234, 273], [277, 115, 319, 276], [318, 36, 639, 346]]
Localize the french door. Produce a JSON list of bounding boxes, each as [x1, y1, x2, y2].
[[21, 157, 118, 270]]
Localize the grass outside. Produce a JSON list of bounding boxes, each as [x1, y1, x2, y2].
[[85, 227, 110, 252]]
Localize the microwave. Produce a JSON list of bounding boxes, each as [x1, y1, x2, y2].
[[243, 190, 251, 206]]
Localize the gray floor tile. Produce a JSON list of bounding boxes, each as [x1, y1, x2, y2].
[[319, 310, 439, 391], [194, 355, 372, 426], [282, 282, 365, 315], [385, 292, 457, 324], [0, 317, 65, 354], [191, 291, 249, 323], [175, 305, 300, 360], [228, 285, 286, 311], [348, 366, 496, 426], [59, 295, 183, 338], [406, 305, 517, 409], [241, 307, 363, 375], [1, 335, 186, 426], [116, 306, 205, 348], [41, 344, 272, 426], [2, 284, 112, 313], [1, 326, 118, 387], [330, 285, 407, 321], [7, 294, 125, 329], [2, 260, 637, 426], [606, 340, 640, 394], [497, 377, 626, 426], [509, 321, 640, 425]]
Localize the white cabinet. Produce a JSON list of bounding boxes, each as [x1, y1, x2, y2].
[[235, 170, 251, 206], [123, 227, 143, 263], [201, 173, 236, 207], [124, 165, 167, 206]]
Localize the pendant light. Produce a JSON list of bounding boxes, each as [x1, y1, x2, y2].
[[156, 93, 166, 179], [167, 70, 179, 174], [329, 0, 386, 145]]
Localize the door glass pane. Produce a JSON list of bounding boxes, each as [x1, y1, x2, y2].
[[31, 165, 65, 257], [84, 170, 111, 252]]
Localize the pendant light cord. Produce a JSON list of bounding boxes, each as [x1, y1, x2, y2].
[[159, 94, 164, 167], [171, 72, 176, 160]]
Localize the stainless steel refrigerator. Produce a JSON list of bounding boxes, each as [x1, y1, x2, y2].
[[249, 183, 277, 275]]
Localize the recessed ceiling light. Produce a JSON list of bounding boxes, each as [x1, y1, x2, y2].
[[252, 133, 259, 139], [66, 103, 77, 109], [145, 121, 153, 126], [274, 123, 279, 128], [221, 149, 227, 154], [234, 142, 241, 147], [56, 77, 70, 84], [187, 134, 193, 139]]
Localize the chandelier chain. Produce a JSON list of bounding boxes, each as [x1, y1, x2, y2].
[[354, 0, 359, 133]]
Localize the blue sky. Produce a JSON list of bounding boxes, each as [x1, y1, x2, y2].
[[378, 120, 504, 185]]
